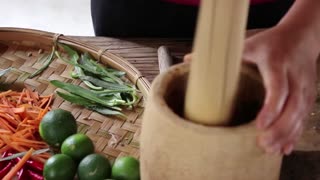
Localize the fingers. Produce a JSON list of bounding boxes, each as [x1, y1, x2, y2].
[[283, 126, 303, 155], [258, 74, 312, 155], [258, 111, 302, 154], [256, 64, 289, 130]]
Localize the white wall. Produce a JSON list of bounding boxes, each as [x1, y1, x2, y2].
[[0, 0, 94, 36]]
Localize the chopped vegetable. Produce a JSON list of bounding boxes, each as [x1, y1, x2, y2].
[[26, 169, 44, 180], [71, 66, 102, 90], [3, 148, 34, 180], [0, 161, 13, 179], [25, 157, 44, 173], [51, 80, 124, 109], [0, 88, 53, 162], [17, 167, 28, 180], [57, 91, 125, 117], [9, 155, 44, 173], [79, 75, 133, 91]]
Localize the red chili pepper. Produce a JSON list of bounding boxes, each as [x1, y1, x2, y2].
[[26, 169, 44, 180], [0, 151, 9, 169], [18, 167, 30, 180], [0, 162, 5, 170], [26, 159, 44, 173], [1, 151, 9, 158], [0, 161, 13, 178], [14, 157, 44, 173], [11, 156, 20, 164]]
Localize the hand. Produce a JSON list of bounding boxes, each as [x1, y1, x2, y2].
[[243, 26, 318, 155], [183, 26, 318, 155]]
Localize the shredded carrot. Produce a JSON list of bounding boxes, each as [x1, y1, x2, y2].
[[0, 145, 10, 154], [0, 129, 11, 134], [0, 90, 12, 98], [3, 148, 34, 180], [0, 88, 53, 160]]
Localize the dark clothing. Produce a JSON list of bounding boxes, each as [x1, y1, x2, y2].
[[91, 0, 294, 38]]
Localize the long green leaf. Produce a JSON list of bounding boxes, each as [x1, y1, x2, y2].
[[57, 44, 124, 84], [71, 66, 102, 90], [79, 53, 124, 84], [29, 47, 56, 78], [57, 91, 95, 107], [57, 91, 125, 117], [79, 76, 132, 91], [90, 107, 125, 117], [82, 52, 126, 77], [51, 80, 122, 109], [59, 43, 79, 63]]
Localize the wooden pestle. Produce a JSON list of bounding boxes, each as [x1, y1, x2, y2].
[[184, 0, 250, 125]]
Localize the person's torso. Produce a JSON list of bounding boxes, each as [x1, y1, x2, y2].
[[163, 0, 278, 6]]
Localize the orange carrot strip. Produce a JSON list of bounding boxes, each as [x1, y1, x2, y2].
[[16, 117, 29, 131], [12, 128, 33, 137], [39, 98, 49, 108], [12, 107, 26, 114], [13, 137, 47, 145], [0, 90, 12, 98], [0, 104, 11, 108], [12, 141, 45, 149], [0, 145, 10, 154], [0, 113, 19, 126], [14, 131, 35, 140], [17, 89, 25, 105], [0, 118, 15, 132], [8, 142, 27, 152], [0, 88, 53, 162], [27, 89, 36, 99], [0, 129, 12, 134], [3, 148, 34, 180]]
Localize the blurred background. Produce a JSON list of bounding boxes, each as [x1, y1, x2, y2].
[[0, 0, 94, 36]]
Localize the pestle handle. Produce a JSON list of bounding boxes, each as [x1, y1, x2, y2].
[[184, 0, 250, 125], [158, 46, 173, 73]]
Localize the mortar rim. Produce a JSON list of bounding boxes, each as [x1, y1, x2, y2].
[[149, 62, 264, 136]]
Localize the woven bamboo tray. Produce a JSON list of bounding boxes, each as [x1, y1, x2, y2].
[[0, 27, 150, 163]]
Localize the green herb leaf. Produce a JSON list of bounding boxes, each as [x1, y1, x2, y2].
[[71, 66, 102, 90], [79, 76, 132, 91], [51, 80, 121, 109], [57, 91, 125, 117], [59, 43, 79, 64], [29, 47, 55, 78]]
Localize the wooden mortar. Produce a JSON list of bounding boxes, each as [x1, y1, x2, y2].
[[140, 63, 283, 180]]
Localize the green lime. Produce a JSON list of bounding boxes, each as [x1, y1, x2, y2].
[[43, 154, 77, 180], [39, 109, 77, 148], [112, 156, 140, 180], [78, 153, 111, 180], [61, 133, 95, 162]]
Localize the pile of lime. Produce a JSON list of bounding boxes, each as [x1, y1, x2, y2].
[[39, 109, 140, 180]]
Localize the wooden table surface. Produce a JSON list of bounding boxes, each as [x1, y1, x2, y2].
[[73, 36, 320, 180]]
